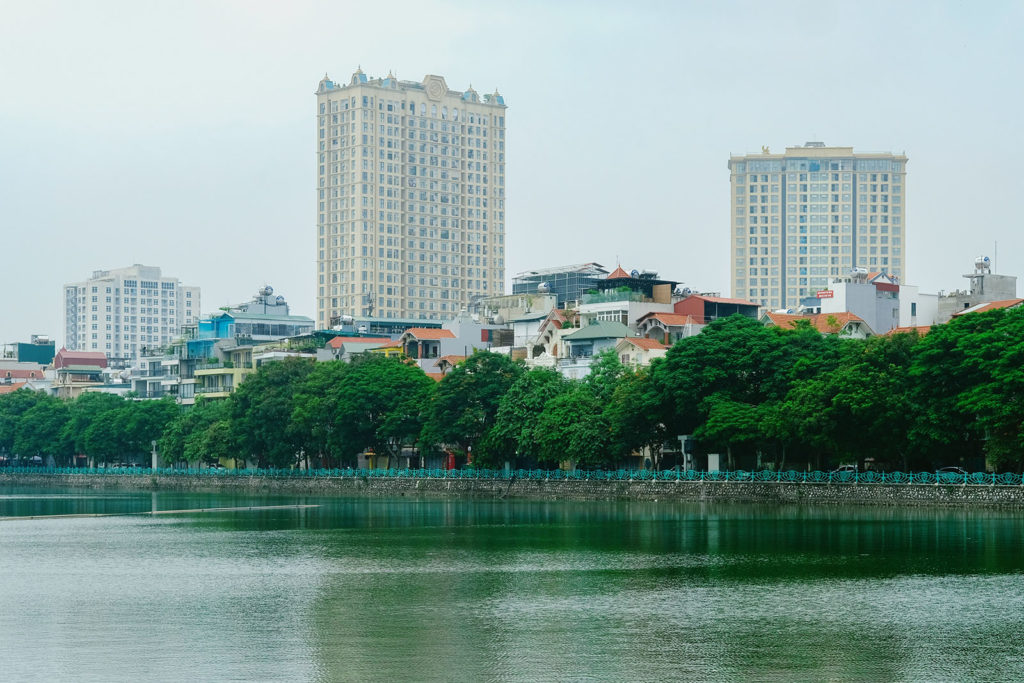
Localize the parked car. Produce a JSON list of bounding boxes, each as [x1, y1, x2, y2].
[[937, 466, 967, 475], [831, 464, 858, 474]]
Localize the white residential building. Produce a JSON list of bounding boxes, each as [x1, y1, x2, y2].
[[63, 265, 200, 364], [315, 68, 507, 326], [729, 142, 908, 311]]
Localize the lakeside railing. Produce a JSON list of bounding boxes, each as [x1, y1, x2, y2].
[[2, 467, 1023, 486]]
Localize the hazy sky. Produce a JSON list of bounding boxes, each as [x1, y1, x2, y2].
[[2, 0, 1022, 345]]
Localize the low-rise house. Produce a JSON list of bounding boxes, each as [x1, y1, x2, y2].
[[953, 298, 1024, 317], [576, 265, 677, 329], [761, 311, 875, 339], [316, 335, 393, 362], [937, 257, 1017, 323], [635, 312, 703, 346], [673, 294, 760, 323], [615, 337, 668, 367], [53, 348, 108, 399], [194, 346, 254, 399], [400, 328, 457, 362], [561, 320, 631, 367], [435, 355, 466, 375]]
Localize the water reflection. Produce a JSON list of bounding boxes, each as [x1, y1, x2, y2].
[[0, 492, 1022, 680]]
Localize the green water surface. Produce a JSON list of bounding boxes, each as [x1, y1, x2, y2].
[[0, 489, 1021, 682]]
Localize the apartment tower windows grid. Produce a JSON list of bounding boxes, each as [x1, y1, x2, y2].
[[728, 143, 907, 311], [315, 69, 507, 326], [63, 264, 200, 363]]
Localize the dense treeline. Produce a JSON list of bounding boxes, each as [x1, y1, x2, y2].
[[2, 308, 1024, 471]]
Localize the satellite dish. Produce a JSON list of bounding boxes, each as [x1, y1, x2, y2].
[[275, 295, 285, 304], [262, 285, 274, 296], [630, 269, 640, 279], [537, 282, 551, 294]]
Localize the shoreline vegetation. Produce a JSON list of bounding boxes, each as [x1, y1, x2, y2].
[[2, 310, 1024, 475]]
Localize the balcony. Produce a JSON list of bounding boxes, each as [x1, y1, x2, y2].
[[196, 385, 233, 395], [133, 390, 166, 399], [582, 291, 647, 304]]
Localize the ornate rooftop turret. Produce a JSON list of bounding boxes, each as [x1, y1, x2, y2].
[[317, 73, 335, 93]]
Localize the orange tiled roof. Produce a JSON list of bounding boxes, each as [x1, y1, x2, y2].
[[606, 265, 631, 279], [425, 372, 445, 382], [438, 355, 466, 364], [954, 298, 1024, 316], [641, 312, 700, 327], [372, 340, 403, 348], [0, 383, 27, 395], [765, 311, 866, 334], [326, 336, 389, 349], [403, 328, 456, 340], [887, 325, 932, 336], [621, 337, 668, 350]]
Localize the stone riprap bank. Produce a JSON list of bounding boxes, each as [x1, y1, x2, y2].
[[3, 472, 1024, 507]]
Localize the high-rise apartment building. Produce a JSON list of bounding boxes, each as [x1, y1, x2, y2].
[[63, 265, 200, 362], [315, 69, 507, 326], [728, 142, 907, 311]]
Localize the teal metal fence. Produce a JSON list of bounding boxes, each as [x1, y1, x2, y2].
[[1, 466, 1021, 486]]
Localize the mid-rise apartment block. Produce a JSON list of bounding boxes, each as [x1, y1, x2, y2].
[[63, 265, 200, 363], [728, 142, 908, 311], [315, 68, 507, 326]]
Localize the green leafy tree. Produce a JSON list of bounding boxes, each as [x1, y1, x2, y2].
[[14, 396, 73, 465], [481, 368, 570, 466], [120, 398, 179, 463], [916, 308, 1024, 471], [183, 419, 234, 466], [534, 384, 612, 468], [693, 395, 766, 470], [0, 390, 52, 457], [908, 314, 996, 466], [64, 392, 128, 463], [420, 351, 524, 458], [291, 361, 352, 467], [160, 398, 232, 466], [335, 355, 436, 467], [585, 349, 627, 403], [603, 368, 665, 467], [229, 356, 315, 468]]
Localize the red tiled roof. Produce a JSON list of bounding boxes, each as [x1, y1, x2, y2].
[[0, 383, 27, 395], [887, 325, 932, 336], [371, 340, 403, 349], [0, 369, 44, 380], [53, 348, 107, 370], [425, 372, 445, 382], [326, 336, 391, 349], [954, 299, 1024, 316], [764, 311, 867, 334], [403, 328, 455, 340], [606, 265, 631, 279], [438, 355, 466, 364], [621, 337, 668, 350]]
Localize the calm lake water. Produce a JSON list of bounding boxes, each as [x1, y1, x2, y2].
[[1, 489, 1023, 682]]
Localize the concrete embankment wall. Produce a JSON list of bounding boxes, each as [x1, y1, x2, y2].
[[4, 473, 1024, 507]]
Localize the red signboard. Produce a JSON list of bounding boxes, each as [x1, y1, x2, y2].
[[816, 290, 834, 299]]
